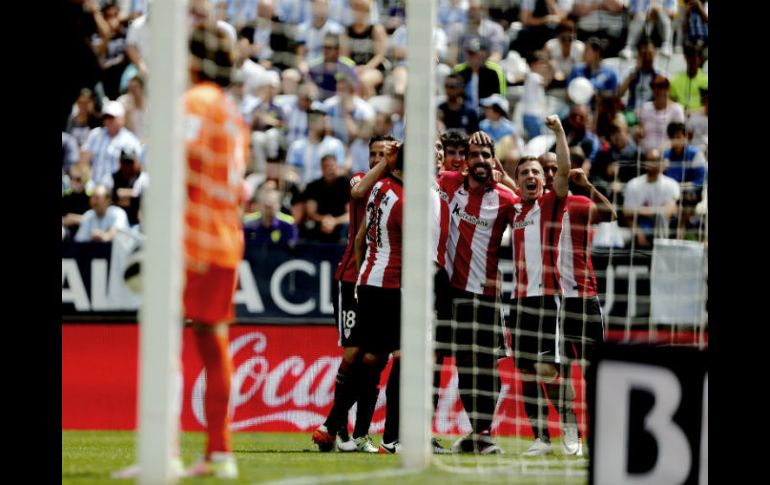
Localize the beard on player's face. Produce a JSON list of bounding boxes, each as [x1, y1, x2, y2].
[[469, 160, 492, 183]]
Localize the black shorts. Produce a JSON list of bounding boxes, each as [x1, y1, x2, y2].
[[434, 268, 453, 356], [560, 296, 604, 366], [508, 295, 560, 371], [333, 280, 362, 348], [448, 288, 500, 355], [357, 285, 401, 355]]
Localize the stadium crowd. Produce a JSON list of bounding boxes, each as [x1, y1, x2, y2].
[[62, 0, 707, 249]]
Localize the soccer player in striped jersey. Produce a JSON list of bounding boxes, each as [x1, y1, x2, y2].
[[312, 134, 398, 453], [506, 116, 571, 458], [531, 151, 616, 456], [438, 132, 518, 454], [440, 130, 469, 174], [431, 136, 453, 454], [353, 144, 405, 453]]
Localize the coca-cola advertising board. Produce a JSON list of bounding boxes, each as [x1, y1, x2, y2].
[[63, 324, 587, 437]]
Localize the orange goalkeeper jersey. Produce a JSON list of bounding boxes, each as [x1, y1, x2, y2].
[[184, 81, 249, 269]]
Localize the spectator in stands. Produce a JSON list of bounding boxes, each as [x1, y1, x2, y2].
[[448, 0, 507, 65], [277, 0, 311, 25], [454, 36, 507, 116], [231, 35, 268, 99], [591, 121, 641, 205], [308, 33, 358, 101], [617, 37, 659, 114], [300, 154, 350, 243], [438, 0, 468, 32], [283, 82, 321, 146], [480, 94, 518, 144], [228, 71, 260, 127], [437, 73, 480, 136], [323, 72, 376, 145], [325, 0, 381, 28], [286, 107, 347, 186], [562, 103, 600, 160], [570, 0, 625, 58], [683, 0, 708, 50], [212, 0, 256, 32], [545, 20, 585, 88], [62, 164, 93, 240], [389, 94, 406, 141], [522, 51, 552, 139], [662, 121, 706, 238], [511, 0, 571, 57], [250, 71, 287, 173], [669, 42, 708, 114], [109, 148, 148, 228], [74, 184, 129, 242], [593, 90, 626, 144], [620, 0, 676, 59], [62, 132, 80, 179], [238, 0, 295, 72], [569, 144, 592, 175], [254, 160, 305, 222], [295, 0, 345, 76], [349, 121, 375, 174], [382, 1, 406, 35], [93, 1, 130, 100], [388, 22, 450, 96], [638, 74, 685, 153], [566, 37, 618, 105], [122, 10, 150, 91], [623, 149, 680, 247], [62, 0, 107, 130], [243, 187, 298, 248], [66, 88, 102, 147], [340, 0, 388, 99], [117, 75, 146, 141], [686, 87, 708, 155], [79, 100, 143, 188], [373, 109, 394, 138]]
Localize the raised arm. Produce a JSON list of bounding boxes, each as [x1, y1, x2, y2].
[[351, 141, 397, 199], [544, 115, 571, 197], [570, 168, 617, 223]]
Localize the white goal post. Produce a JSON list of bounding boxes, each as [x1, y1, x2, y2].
[[137, 0, 187, 484], [400, 0, 436, 470]]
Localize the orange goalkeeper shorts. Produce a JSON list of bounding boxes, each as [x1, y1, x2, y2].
[[184, 263, 238, 325]]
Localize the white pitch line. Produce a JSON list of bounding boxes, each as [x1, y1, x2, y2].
[[255, 467, 421, 485]]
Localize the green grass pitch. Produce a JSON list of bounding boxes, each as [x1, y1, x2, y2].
[[62, 431, 588, 484]]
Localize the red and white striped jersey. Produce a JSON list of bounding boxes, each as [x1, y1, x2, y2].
[[557, 195, 598, 297], [335, 172, 367, 283], [357, 175, 403, 288], [432, 182, 450, 269], [438, 171, 517, 297], [510, 190, 567, 298]]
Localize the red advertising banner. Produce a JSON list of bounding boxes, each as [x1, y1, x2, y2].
[[63, 324, 587, 437]]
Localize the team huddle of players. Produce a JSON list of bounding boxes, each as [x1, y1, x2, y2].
[[312, 114, 616, 456]]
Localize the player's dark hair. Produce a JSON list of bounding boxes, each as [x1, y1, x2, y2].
[[369, 134, 399, 148], [189, 25, 235, 87]]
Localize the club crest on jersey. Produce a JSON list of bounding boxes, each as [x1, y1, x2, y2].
[[451, 204, 490, 228]]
